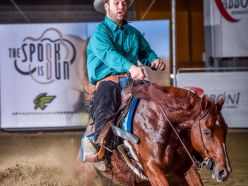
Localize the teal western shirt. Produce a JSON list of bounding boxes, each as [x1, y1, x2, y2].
[[87, 16, 158, 85]]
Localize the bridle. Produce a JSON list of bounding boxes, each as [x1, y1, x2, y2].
[[196, 108, 214, 171], [159, 105, 214, 172]]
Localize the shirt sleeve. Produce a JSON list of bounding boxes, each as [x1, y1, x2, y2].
[[137, 30, 159, 66], [90, 28, 133, 73]]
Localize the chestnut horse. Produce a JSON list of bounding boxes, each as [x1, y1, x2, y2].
[[76, 81, 231, 186]]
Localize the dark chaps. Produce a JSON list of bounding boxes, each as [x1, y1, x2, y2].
[[92, 80, 122, 139]]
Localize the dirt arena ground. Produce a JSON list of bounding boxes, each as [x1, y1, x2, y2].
[[0, 129, 247, 186]]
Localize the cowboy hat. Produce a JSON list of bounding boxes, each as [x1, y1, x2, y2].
[[94, 0, 134, 13]]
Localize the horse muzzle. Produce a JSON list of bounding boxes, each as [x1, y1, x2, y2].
[[202, 157, 230, 182], [211, 165, 230, 182]]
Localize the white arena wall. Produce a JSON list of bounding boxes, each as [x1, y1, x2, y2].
[[176, 69, 248, 128]]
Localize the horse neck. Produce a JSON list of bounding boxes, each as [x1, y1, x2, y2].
[[132, 82, 202, 128], [159, 91, 202, 127], [167, 106, 200, 122]]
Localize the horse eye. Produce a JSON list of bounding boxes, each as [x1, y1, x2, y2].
[[203, 129, 212, 137]]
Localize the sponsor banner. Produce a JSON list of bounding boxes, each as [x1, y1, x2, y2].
[[0, 23, 89, 128], [204, 0, 248, 57], [0, 20, 170, 129], [176, 71, 248, 128]]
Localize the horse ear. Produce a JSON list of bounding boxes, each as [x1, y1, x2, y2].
[[200, 95, 209, 111], [216, 94, 225, 110]]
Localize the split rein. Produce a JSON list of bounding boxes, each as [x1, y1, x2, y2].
[[159, 105, 213, 172]]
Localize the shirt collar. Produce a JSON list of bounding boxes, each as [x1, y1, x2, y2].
[[104, 16, 128, 32]]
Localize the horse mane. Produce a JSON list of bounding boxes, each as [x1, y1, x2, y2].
[[131, 81, 201, 112]]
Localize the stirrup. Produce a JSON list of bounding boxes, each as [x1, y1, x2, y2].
[[81, 136, 106, 162], [117, 144, 148, 180]]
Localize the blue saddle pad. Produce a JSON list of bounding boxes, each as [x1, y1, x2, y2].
[[121, 96, 139, 133], [80, 96, 139, 161]]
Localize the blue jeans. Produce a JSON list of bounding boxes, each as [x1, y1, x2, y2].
[[119, 77, 133, 89]]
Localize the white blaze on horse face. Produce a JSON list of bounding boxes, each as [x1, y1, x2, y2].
[[222, 143, 232, 173]]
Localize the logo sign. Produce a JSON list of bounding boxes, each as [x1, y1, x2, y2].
[[0, 23, 88, 128], [34, 93, 56, 110], [184, 87, 241, 109], [215, 0, 248, 22], [9, 28, 76, 84]]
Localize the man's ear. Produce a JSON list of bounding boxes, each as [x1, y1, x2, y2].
[[104, 2, 108, 11]]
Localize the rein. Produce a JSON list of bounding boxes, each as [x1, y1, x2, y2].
[[196, 109, 214, 171], [159, 105, 212, 172]]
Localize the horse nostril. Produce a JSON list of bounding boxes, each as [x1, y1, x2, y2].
[[219, 169, 228, 180]]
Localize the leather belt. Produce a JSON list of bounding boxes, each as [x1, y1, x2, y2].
[[87, 73, 130, 95], [96, 73, 130, 88]]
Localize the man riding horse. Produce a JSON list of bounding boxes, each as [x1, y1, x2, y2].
[[81, 0, 167, 160]]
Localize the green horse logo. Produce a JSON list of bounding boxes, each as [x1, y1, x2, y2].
[[34, 93, 56, 110]]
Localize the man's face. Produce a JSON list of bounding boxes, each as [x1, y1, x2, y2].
[[105, 0, 128, 24]]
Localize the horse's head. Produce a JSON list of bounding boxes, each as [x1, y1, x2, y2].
[[191, 95, 231, 182]]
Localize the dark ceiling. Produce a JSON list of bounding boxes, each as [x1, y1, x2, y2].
[[1, 0, 92, 5]]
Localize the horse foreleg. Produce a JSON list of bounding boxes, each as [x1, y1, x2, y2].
[[143, 160, 169, 186], [184, 166, 203, 186]]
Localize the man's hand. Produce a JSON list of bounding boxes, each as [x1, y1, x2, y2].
[[129, 65, 145, 80], [151, 59, 167, 71]]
